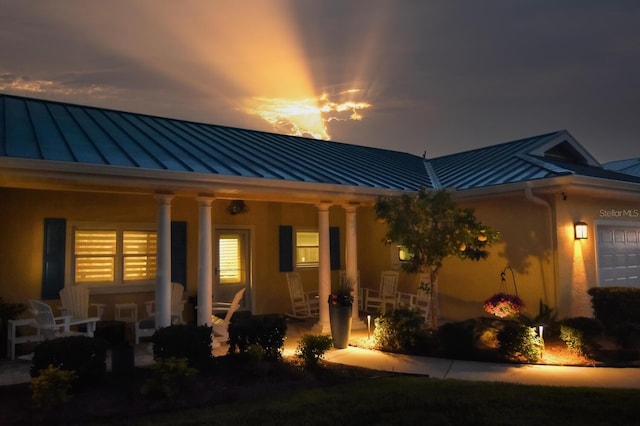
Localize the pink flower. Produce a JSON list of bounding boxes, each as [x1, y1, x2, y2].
[[483, 293, 524, 318]]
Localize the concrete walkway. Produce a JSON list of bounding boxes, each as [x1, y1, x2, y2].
[[2, 320, 640, 389]]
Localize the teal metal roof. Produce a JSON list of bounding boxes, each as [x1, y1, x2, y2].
[[604, 158, 640, 178], [428, 131, 640, 189], [0, 94, 431, 191], [2, 93, 638, 193]]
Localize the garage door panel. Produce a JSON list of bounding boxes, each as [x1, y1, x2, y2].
[[598, 225, 640, 288]]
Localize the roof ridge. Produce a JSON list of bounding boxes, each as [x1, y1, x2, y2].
[[422, 159, 442, 189]]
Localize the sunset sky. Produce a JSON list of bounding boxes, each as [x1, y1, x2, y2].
[[1, 1, 638, 163]]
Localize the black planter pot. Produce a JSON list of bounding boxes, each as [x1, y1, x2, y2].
[[329, 303, 352, 349]]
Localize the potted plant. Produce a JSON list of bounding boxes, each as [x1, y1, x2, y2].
[[483, 293, 525, 318], [328, 278, 354, 348]]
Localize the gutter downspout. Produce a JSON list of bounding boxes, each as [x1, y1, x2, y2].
[[524, 187, 558, 312]]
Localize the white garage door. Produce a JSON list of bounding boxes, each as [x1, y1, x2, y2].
[[597, 224, 640, 287]]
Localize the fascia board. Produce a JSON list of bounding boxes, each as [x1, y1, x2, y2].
[[0, 158, 409, 204]]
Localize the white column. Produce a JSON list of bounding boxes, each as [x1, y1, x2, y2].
[[345, 204, 366, 329], [314, 203, 332, 333], [197, 196, 214, 327], [155, 194, 173, 329]]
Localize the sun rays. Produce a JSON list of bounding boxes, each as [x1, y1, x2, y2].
[[3, 1, 377, 141]]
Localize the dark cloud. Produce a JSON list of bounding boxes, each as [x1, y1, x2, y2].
[[1, 0, 638, 162]]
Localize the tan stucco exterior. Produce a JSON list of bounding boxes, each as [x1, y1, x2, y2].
[[2, 177, 639, 325]]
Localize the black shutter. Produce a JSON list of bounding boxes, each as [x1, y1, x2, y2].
[[171, 221, 187, 289], [41, 218, 66, 300], [279, 225, 293, 272], [330, 227, 340, 270]]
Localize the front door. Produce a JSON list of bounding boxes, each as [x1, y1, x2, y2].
[[214, 228, 251, 311]]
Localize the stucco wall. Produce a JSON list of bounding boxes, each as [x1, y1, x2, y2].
[[4, 185, 637, 326]]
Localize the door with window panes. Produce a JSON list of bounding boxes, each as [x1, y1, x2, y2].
[[214, 229, 250, 310]]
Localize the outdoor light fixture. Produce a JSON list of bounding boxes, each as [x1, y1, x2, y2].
[[574, 222, 588, 240]]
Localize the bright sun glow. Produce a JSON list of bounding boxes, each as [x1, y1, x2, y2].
[[243, 90, 371, 140], [10, 3, 376, 141]]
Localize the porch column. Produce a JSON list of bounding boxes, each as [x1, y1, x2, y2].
[[345, 204, 366, 329], [155, 194, 173, 329], [197, 196, 214, 327], [314, 202, 331, 333]]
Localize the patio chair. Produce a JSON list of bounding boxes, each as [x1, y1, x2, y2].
[[412, 272, 438, 324], [211, 287, 246, 345], [286, 272, 319, 318], [143, 282, 186, 323], [135, 282, 185, 343], [28, 299, 97, 340], [363, 270, 399, 313], [59, 285, 106, 321]]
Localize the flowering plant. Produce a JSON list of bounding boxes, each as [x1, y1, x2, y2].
[[328, 278, 354, 306], [483, 293, 524, 318]]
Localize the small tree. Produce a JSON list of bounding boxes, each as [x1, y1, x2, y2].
[[375, 189, 499, 328]]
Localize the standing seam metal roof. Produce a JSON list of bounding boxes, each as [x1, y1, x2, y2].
[[2, 94, 639, 193], [0, 94, 431, 191]]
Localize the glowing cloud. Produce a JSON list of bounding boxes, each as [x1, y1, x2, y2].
[[243, 90, 371, 140], [0, 73, 111, 98]]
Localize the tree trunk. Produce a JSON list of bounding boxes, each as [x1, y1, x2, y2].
[[429, 267, 439, 329]]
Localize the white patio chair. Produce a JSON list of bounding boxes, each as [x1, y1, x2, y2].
[[363, 270, 399, 313], [211, 288, 246, 346], [286, 272, 319, 318], [143, 282, 186, 323], [411, 272, 438, 325], [135, 282, 185, 343], [28, 299, 97, 339], [59, 285, 106, 321]]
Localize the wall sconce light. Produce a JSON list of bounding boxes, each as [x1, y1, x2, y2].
[[574, 221, 588, 240], [226, 200, 248, 215]]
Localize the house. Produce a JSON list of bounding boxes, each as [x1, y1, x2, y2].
[[1, 93, 639, 334]]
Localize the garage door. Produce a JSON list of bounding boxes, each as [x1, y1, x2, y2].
[[597, 225, 640, 287]]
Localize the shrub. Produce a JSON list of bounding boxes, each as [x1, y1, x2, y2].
[[141, 356, 198, 399], [497, 322, 543, 363], [588, 287, 640, 333], [437, 320, 475, 358], [228, 314, 287, 360], [373, 308, 428, 353], [560, 317, 604, 356], [31, 365, 77, 410], [152, 324, 214, 372], [560, 325, 584, 354], [296, 334, 333, 368], [31, 336, 107, 389], [615, 323, 640, 351]]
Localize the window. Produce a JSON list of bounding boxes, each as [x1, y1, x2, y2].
[[397, 245, 414, 261], [72, 224, 156, 286], [296, 231, 319, 268], [218, 234, 244, 284]]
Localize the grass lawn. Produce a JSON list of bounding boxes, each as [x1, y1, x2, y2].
[[121, 376, 640, 426]]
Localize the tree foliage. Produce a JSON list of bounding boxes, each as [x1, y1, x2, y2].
[[375, 189, 500, 328]]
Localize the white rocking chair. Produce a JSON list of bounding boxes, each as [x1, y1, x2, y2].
[[286, 272, 319, 318], [363, 270, 399, 313]]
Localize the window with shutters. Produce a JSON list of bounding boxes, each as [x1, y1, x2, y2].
[[72, 224, 156, 286], [295, 230, 319, 268]]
